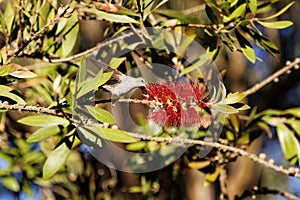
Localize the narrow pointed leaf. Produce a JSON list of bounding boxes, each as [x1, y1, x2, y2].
[[277, 123, 300, 162], [0, 65, 11, 76], [0, 85, 12, 92], [27, 125, 61, 142], [235, 30, 256, 63], [92, 8, 138, 23], [43, 142, 70, 179], [188, 161, 211, 170], [258, 20, 293, 29], [9, 69, 37, 78], [2, 176, 20, 192], [248, 0, 257, 15], [261, 2, 295, 20], [62, 13, 79, 57], [212, 104, 239, 114], [86, 126, 137, 143], [86, 105, 115, 124], [0, 92, 26, 104], [18, 115, 69, 127], [224, 3, 246, 22]]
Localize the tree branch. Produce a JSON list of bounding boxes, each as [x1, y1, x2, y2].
[[235, 186, 300, 200], [243, 58, 300, 96], [126, 132, 300, 179], [0, 101, 58, 115], [1, 101, 299, 180]]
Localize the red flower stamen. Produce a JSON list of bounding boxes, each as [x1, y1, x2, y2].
[[144, 81, 209, 127]]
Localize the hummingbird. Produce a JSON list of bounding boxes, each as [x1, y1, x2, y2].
[[87, 58, 146, 97]]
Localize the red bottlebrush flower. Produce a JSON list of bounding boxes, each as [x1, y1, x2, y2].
[[144, 81, 208, 127]]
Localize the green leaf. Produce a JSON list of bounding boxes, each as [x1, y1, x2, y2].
[[229, 114, 239, 132], [257, 122, 273, 137], [143, 0, 155, 21], [212, 104, 239, 114], [0, 85, 12, 92], [118, 7, 139, 17], [18, 115, 69, 127], [220, 92, 246, 104], [237, 104, 251, 111], [62, 12, 79, 57], [226, 131, 235, 141], [205, 4, 218, 24], [238, 132, 250, 144], [92, 8, 138, 23], [128, 186, 142, 193], [262, 116, 281, 126], [110, 57, 126, 69], [97, 72, 113, 87], [277, 124, 300, 162], [0, 92, 26, 104], [78, 57, 87, 83], [27, 125, 61, 142], [284, 108, 300, 118], [146, 141, 160, 152], [76, 70, 103, 98], [205, 165, 219, 184], [2, 176, 20, 192], [257, 20, 293, 29], [188, 161, 211, 170], [0, 46, 7, 63], [22, 179, 33, 197], [38, 1, 51, 28], [230, 0, 239, 7], [248, 0, 257, 15], [261, 2, 295, 20], [0, 152, 12, 165], [235, 30, 256, 63], [55, 18, 68, 35], [180, 54, 210, 76], [224, 3, 247, 22], [15, 138, 30, 155], [126, 141, 147, 151], [254, 34, 280, 54], [78, 127, 102, 147], [177, 33, 196, 57], [9, 69, 37, 79], [23, 152, 45, 164], [85, 126, 138, 143], [241, 44, 256, 63], [159, 145, 176, 159], [4, 1, 14, 35], [155, 9, 202, 24], [43, 142, 71, 179], [143, 0, 168, 21], [289, 120, 300, 137], [86, 105, 116, 124], [0, 65, 11, 76]]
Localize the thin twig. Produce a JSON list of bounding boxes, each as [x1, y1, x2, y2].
[[126, 132, 300, 179], [1, 101, 300, 179], [0, 101, 58, 115], [117, 98, 162, 107], [235, 186, 300, 200], [5, 0, 72, 65], [243, 58, 300, 96]]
